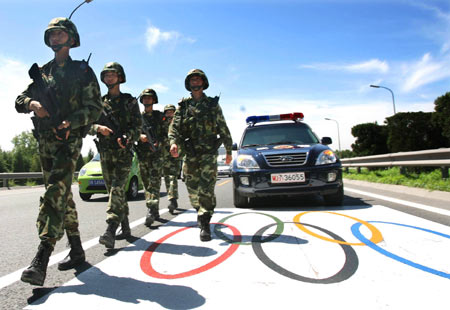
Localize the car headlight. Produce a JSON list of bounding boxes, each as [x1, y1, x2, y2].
[[79, 168, 87, 177], [315, 150, 337, 165], [236, 154, 260, 169]]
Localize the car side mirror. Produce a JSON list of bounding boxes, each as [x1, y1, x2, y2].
[[232, 143, 238, 150], [321, 137, 332, 145]]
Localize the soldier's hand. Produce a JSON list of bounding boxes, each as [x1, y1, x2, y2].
[[53, 120, 71, 140], [117, 137, 127, 149], [225, 154, 232, 165], [97, 125, 113, 136], [29, 100, 50, 118], [170, 144, 179, 158], [140, 134, 148, 143]]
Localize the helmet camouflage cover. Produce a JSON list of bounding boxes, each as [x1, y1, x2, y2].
[[164, 104, 176, 112], [140, 88, 158, 104], [101, 62, 126, 83], [185, 69, 209, 91], [44, 17, 80, 48]]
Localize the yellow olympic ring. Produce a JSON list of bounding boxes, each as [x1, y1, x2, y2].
[[293, 211, 383, 246]]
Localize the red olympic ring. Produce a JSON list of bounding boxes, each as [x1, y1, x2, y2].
[[140, 223, 241, 279]]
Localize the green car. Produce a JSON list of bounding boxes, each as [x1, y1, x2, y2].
[[77, 153, 143, 201]]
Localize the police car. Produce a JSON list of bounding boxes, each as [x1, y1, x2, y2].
[[232, 113, 343, 207]]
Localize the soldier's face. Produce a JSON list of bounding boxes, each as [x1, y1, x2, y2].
[[49, 30, 69, 46], [189, 76, 203, 90], [165, 110, 175, 118], [104, 72, 119, 85], [142, 96, 154, 105]]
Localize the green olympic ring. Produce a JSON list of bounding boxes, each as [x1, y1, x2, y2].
[[214, 212, 285, 245]]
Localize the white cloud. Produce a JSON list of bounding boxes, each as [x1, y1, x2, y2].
[[147, 83, 169, 93], [0, 56, 34, 151], [401, 52, 450, 92], [300, 59, 389, 74], [145, 24, 195, 52]]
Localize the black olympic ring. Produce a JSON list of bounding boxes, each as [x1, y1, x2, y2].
[[252, 222, 359, 284]]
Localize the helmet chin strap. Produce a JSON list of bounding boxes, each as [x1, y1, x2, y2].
[[50, 38, 72, 52], [106, 81, 120, 90], [190, 85, 202, 91]]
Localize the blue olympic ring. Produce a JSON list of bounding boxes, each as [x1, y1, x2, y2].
[[351, 221, 450, 279]]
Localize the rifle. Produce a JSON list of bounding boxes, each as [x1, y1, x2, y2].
[[98, 108, 128, 148], [141, 115, 157, 152], [28, 63, 68, 139]]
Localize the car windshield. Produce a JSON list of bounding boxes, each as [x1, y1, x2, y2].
[[241, 122, 320, 147], [91, 153, 101, 161]]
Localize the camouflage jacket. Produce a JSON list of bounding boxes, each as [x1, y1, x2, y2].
[[169, 94, 232, 156], [15, 57, 102, 138], [91, 92, 142, 150], [136, 109, 167, 154]]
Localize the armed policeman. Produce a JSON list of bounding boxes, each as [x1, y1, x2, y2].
[[162, 104, 182, 214], [135, 88, 167, 227], [169, 69, 233, 241], [15, 17, 102, 286], [91, 62, 142, 249]]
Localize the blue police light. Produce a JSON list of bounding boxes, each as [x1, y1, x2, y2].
[[246, 113, 304, 124]]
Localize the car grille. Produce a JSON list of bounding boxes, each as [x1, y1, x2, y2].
[[263, 152, 308, 167]]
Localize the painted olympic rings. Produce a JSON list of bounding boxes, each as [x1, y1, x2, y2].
[[252, 222, 359, 283], [294, 211, 383, 246], [140, 223, 241, 279], [215, 212, 284, 245], [352, 221, 450, 279]]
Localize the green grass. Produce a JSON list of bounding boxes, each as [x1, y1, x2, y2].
[[343, 167, 450, 192]]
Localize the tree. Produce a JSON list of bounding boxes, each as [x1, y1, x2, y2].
[[385, 112, 447, 152], [432, 92, 450, 143], [11, 131, 40, 172], [351, 122, 388, 156]]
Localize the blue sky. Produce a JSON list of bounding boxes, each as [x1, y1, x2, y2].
[[1, 0, 449, 155]]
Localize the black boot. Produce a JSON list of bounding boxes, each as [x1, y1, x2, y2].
[[168, 199, 178, 214], [198, 213, 212, 242], [116, 217, 131, 240], [99, 222, 119, 249], [145, 208, 159, 227], [58, 235, 86, 271], [21, 242, 53, 286]]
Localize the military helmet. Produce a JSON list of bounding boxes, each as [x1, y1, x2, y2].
[[44, 17, 80, 48], [139, 88, 158, 104], [185, 69, 209, 91], [164, 104, 176, 112], [101, 62, 126, 84]]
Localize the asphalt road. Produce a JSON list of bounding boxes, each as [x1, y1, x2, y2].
[[0, 177, 449, 310]]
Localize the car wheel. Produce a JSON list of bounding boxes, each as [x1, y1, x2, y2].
[[127, 177, 139, 200], [79, 192, 92, 201], [323, 185, 344, 206], [233, 187, 250, 208]]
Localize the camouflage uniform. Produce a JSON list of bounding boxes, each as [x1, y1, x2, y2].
[[169, 73, 233, 218], [135, 89, 167, 226], [93, 62, 142, 249], [162, 105, 181, 203], [15, 17, 102, 285], [92, 92, 142, 225]]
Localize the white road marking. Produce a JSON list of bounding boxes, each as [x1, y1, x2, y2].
[[345, 187, 450, 217]]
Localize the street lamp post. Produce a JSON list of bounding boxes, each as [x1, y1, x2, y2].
[[324, 118, 341, 156], [370, 84, 396, 114]]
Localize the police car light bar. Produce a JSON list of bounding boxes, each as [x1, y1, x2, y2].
[[246, 112, 304, 124]]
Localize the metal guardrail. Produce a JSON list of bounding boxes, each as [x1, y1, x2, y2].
[[340, 148, 450, 178], [0, 172, 79, 188]]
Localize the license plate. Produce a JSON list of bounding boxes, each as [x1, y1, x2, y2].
[[89, 179, 105, 186], [271, 172, 305, 183]]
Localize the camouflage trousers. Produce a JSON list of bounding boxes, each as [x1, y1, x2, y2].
[[162, 155, 181, 200], [100, 147, 132, 225], [183, 154, 217, 216], [138, 151, 163, 212], [38, 134, 83, 246]]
